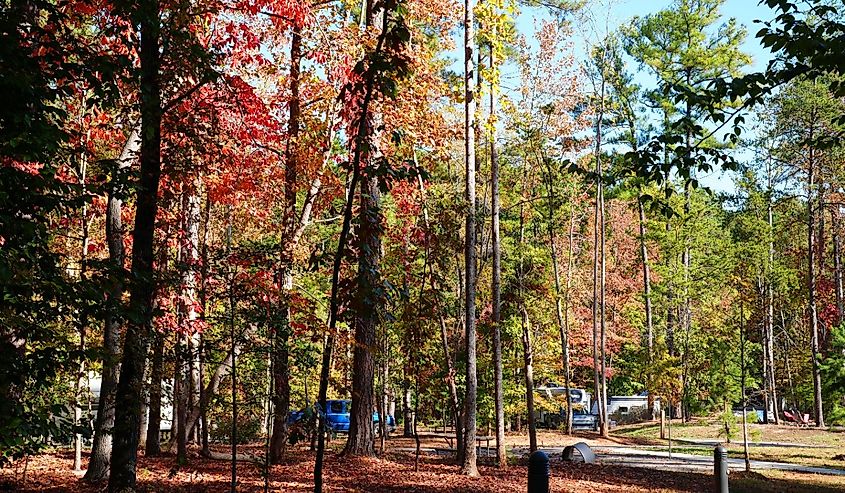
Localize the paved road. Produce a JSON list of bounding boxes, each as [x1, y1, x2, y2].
[[591, 446, 845, 476], [674, 437, 836, 449], [395, 443, 845, 477], [504, 445, 845, 477]]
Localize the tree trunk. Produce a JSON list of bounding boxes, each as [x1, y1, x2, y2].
[[85, 124, 140, 481], [403, 382, 414, 437], [176, 335, 189, 462], [521, 307, 537, 452], [592, 68, 606, 436], [269, 278, 292, 463], [547, 167, 573, 435], [637, 190, 656, 418], [343, 0, 384, 459], [740, 306, 751, 472], [108, 0, 161, 486], [175, 185, 200, 462], [489, 45, 505, 468], [599, 161, 609, 438], [461, 0, 478, 474], [315, 9, 383, 488], [766, 159, 779, 425], [807, 145, 825, 428], [344, 174, 380, 457], [834, 209, 843, 325], [269, 20, 302, 464], [145, 331, 164, 456], [73, 145, 90, 472]]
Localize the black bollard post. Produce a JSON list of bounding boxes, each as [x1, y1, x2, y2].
[[714, 445, 729, 493], [528, 450, 550, 493]]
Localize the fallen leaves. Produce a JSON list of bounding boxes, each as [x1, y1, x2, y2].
[[0, 445, 716, 493]]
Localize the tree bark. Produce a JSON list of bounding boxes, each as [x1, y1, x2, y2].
[[145, 331, 164, 456], [548, 167, 573, 435], [343, 0, 383, 459], [766, 159, 779, 425], [108, 0, 161, 486], [269, 20, 302, 464], [314, 8, 384, 489], [461, 0, 478, 474], [175, 185, 200, 462], [834, 208, 843, 325], [521, 307, 537, 452], [592, 69, 607, 436], [73, 142, 90, 472], [84, 124, 140, 482], [489, 45, 505, 468], [403, 380, 413, 437], [599, 159, 608, 437], [807, 142, 825, 428], [344, 174, 380, 456]]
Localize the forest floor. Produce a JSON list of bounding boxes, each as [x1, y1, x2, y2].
[[3, 427, 845, 493]]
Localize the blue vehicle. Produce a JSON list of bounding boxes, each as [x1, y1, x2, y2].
[[288, 399, 395, 434]]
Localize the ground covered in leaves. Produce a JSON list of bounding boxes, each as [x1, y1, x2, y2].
[[2, 444, 843, 492]]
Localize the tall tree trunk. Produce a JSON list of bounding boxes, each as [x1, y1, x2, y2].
[[807, 144, 825, 428], [766, 159, 779, 425], [547, 166, 573, 435], [415, 154, 462, 453], [175, 183, 200, 463], [599, 164, 609, 438], [199, 191, 211, 453], [344, 174, 381, 456], [834, 209, 844, 325], [517, 185, 536, 451], [108, 0, 161, 485], [489, 45, 505, 468], [343, 0, 384, 458], [314, 9, 384, 489], [175, 334, 188, 462], [592, 67, 607, 435], [637, 190, 655, 419], [86, 126, 139, 481], [224, 209, 238, 491], [461, 0, 479, 475], [73, 141, 90, 472], [269, 21, 302, 464]]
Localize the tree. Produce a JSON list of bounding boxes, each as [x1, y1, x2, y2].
[[460, 0, 479, 475], [767, 77, 845, 427], [108, 0, 163, 486], [624, 0, 749, 421]]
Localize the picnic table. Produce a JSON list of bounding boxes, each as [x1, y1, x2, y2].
[[414, 431, 495, 456]]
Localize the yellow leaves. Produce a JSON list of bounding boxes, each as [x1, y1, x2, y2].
[[474, 0, 519, 87]]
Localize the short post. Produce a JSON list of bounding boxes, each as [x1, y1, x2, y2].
[[714, 445, 729, 493], [528, 450, 550, 493]]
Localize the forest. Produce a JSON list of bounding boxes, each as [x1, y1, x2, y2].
[[2, 0, 845, 491]]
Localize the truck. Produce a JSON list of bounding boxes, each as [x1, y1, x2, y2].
[[288, 399, 395, 434]]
